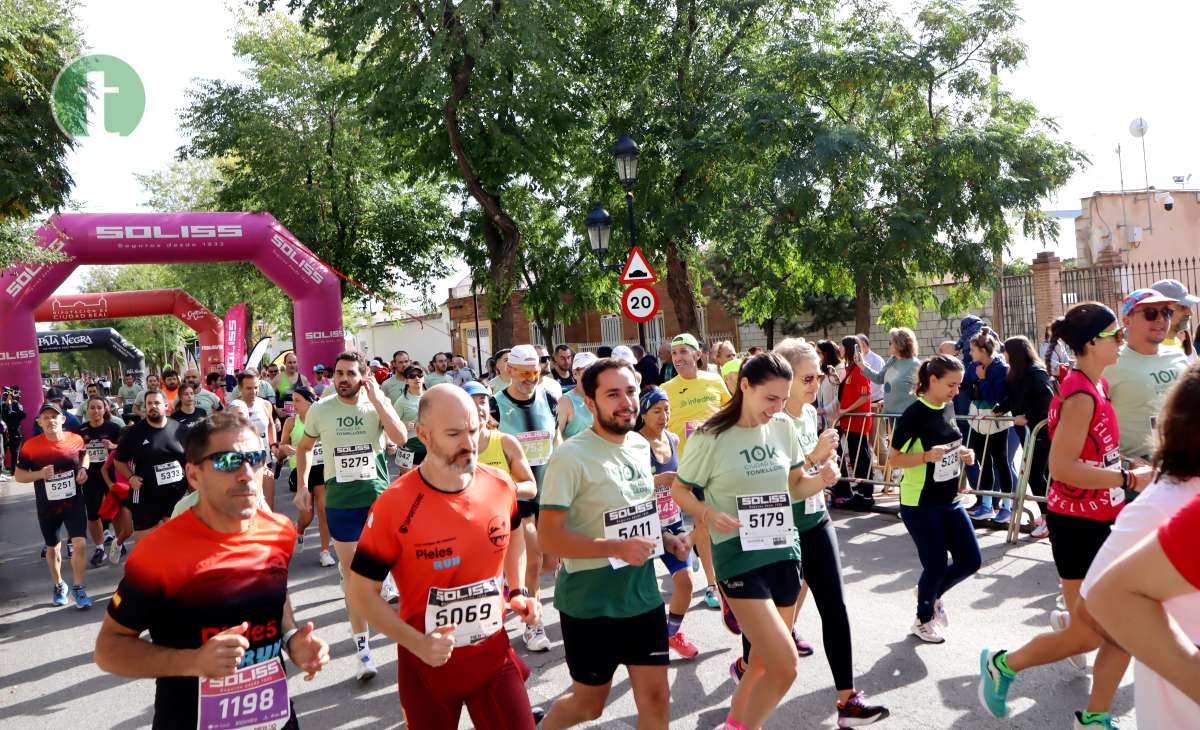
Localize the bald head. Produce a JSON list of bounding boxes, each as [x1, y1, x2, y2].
[[416, 384, 480, 477]]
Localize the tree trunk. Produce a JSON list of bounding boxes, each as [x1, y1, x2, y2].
[[763, 318, 776, 349], [665, 237, 700, 336], [854, 268, 871, 335], [481, 217, 520, 351]]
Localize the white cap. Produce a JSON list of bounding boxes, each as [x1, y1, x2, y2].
[[508, 344, 539, 368], [611, 346, 637, 365], [572, 352, 598, 371]]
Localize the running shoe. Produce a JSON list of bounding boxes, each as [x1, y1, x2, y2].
[[40, 545, 47, 559], [968, 504, 996, 521], [71, 585, 92, 610], [910, 618, 945, 644], [65, 542, 73, 558], [978, 648, 1014, 718], [355, 653, 377, 681], [837, 691, 890, 727], [668, 631, 699, 658], [1030, 518, 1049, 540], [89, 547, 106, 568], [318, 549, 336, 567], [912, 587, 948, 628], [717, 587, 741, 635], [103, 529, 115, 544], [993, 507, 1013, 524], [296, 534, 305, 548], [381, 574, 399, 603], [729, 657, 745, 681], [830, 496, 853, 509], [1050, 610, 1088, 671], [51, 581, 69, 606], [704, 585, 721, 610], [792, 627, 814, 657], [524, 622, 551, 652], [106, 540, 122, 565], [1073, 711, 1120, 729]]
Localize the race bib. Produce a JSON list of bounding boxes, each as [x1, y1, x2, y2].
[[515, 431, 553, 466], [933, 439, 962, 482], [395, 448, 415, 470], [654, 480, 682, 526], [311, 443, 324, 466], [803, 491, 825, 515], [154, 461, 183, 486], [684, 421, 704, 439], [45, 471, 77, 501], [283, 400, 295, 416], [737, 492, 795, 551], [86, 441, 108, 464], [333, 444, 375, 482], [604, 500, 665, 569], [424, 577, 504, 647], [197, 656, 290, 730], [1105, 449, 1126, 506]]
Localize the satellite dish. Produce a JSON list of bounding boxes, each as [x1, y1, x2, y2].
[[1130, 117, 1149, 138]]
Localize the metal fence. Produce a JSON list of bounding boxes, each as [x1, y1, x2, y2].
[[999, 273, 1038, 341], [1060, 257, 1200, 312]]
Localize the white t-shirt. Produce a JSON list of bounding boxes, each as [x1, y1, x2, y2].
[[1081, 475, 1200, 730], [864, 350, 885, 402]]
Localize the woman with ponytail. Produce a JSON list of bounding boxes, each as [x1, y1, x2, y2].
[[891, 354, 979, 644]]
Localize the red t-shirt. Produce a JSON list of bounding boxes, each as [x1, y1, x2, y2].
[[837, 365, 873, 434], [1158, 492, 1200, 591], [1046, 369, 1124, 521], [17, 432, 86, 516], [351, 465, 517, 651]]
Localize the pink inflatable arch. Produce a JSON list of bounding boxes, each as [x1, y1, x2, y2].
[[1, 213, 344, 434]]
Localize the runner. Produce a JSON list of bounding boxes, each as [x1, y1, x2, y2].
[[132, 374, 161, 420], [636, 386, 700, 659], [78, 396, 121, 568], [94, 411, 330, 729], [203, 371, 228, 411], [390, 365, 425, 435], [186, 368, 222, 414], [348, 384, 539, 729], [489, 348, 512, 392], [277, 387, 334, 567], [15, 402, 92, 609], [660, 332, 731, 610], [292, 350, 408, 681], [449, 355, 475, 388], [160, 369, 180, 413], [425, 352, 455, 387], [466, 381, 537, 501], [979, 302, 1154, 729], [538, 358, 671, 729], [311, 364, 331, 396], [670, 353, 836, 730], [116, 372, 143, 418], [734, 338, 890, 727], [169, 383, 208, 441], [884, 354, 979, 643], [229, 372, 277, 510], [380, 350, 412, 402], [550, 344, 576, 392], [114, 391, 187, 535], [494, 344, 559, 652], [272, 352, 311, 420], [555, 352, 597, 441]]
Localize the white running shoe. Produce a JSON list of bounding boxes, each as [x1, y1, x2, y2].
[[381, 574, 399, 603], [356, 653, 378, 681], [910, 618, 945, 644], [106, 540, 122, 566], [524, 622, 551, 652], [934, 599, 949, 628], [1050, 609, 1089, 671], [318, 549, 336, 567]]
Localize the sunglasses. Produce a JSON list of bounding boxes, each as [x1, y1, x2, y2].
[[203, 449, 269, 472], [1095, 327, 1125, 343], [1137, 306, 1175, 322], [799, 374, 825, 385]]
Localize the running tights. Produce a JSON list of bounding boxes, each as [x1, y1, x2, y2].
[[900, 503, 981, 624]]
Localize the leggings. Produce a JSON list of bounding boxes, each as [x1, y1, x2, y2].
[[741, 518, 855, 690], [835, 429, 874, 500], [1025, 430, 1050, 499], [900, 503, 982, 624]]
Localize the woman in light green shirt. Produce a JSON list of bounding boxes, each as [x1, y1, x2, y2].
[[672, 353, 838, 730]]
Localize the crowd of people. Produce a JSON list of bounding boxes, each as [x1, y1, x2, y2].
[[4, 277, 1200, 729]]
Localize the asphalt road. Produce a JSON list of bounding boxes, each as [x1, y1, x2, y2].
[[0, 478, 1137, 729]]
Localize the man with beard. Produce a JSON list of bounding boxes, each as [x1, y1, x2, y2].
[[550, 345, 576, 393], [185, 368, 222, 415], [537, 358, 672, 730], [349, 385, 540, 729], [78, 396, 122, 567], [229, 372, 277, 509], [292, 351, 407, 681], [114, 390, 186, 537], [494, 344, 559, 652], [160, 369, 181, 414], [424, 352, 455, 388], [380, 350, 412, 402], [132, 374, 162, 422]]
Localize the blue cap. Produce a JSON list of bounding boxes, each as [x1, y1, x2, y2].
[[463, 381, 489, 397]]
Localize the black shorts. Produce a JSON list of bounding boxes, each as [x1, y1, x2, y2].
[[1046, 511, 1113, 580], [517, 500, 539, 520], [719, 560, 802, 605], [287, 467, 326, 493], [38, 500, 88, 546], [123, 487, 182, 532], [82, 477, 108, 521], [560, 606, 668, 686]]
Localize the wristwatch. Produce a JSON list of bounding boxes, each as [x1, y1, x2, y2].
[[281, 627, 299, 655]]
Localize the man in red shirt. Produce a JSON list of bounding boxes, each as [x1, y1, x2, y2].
[[349, 384, 539, 730]]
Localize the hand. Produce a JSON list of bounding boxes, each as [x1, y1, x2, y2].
[[102, 439, 116, 449], [129, 475, 143, 490], [959, 446, 975, 466], [285, 622, 330, 681], [40, 465, 55, 480], [277, 443, 296, 458], [293, 487, 312, 513], [815, 458, 839, 487], [191, 622, 250, 678], [76, 468, 87, 483], [653, 470, 677, 487], [509, 595, 542, 626], [612, 537, 656, 566], [853, 351, 863, 367], [811, 429, 839, 463], [826, 407, 840, 423], [925, 445, 948, 464], [975, 364, 985, 379], [1014, 415, 1028, 427], [704, 507, 741, 534], [1129, 465, 1155, 492], [414, 625, 457, 667], [385, 443, 397, 457], [664, 530, 692, 560], [360, 375, 379, 402]]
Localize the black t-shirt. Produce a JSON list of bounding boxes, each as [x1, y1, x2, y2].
[[551, 368, 576, 392], [114, 419, 187, 498], [891, 398, 964, 507], [77, 421, 122, 486], [169, 407, 207, 442]]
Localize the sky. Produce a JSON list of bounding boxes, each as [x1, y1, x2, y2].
[[56, 0, 1200, 301]]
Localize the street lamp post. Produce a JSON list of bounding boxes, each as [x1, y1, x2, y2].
[[612, 135, 647, 351]]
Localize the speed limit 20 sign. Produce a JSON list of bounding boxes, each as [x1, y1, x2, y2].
[[621, 284, 660, 323]]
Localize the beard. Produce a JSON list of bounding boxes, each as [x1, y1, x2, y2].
[[335, 380, 360, 398], [147, 413, 166, 425], [430, 445, 477, 474], [598, 410, 637, 436]]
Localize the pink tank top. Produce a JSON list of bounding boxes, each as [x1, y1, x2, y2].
[[1046, 369, 1124, 521]]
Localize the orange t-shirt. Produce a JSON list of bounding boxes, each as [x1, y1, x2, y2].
[[352, 465, 517, 643]]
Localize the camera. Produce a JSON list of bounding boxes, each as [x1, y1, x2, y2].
[[1164, 193, 1175, 211]]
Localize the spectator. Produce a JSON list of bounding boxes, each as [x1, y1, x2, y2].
[[964, 327, 1015, 523], [596, 345, 613, 359], [994, 336, 1054, 539], [937, 341, 958, 357], [953, 315, 988, 418], [632, 344, 661, 391], [856, 334, 886, 405], [815, 339, 844, 431], [859, 328, 920, 416], [656, 342, 676, 382], [1040, 321, 1073, 382], [1106, 289, 1190, 462], [449, 354, 475, 387], [747, 346, 765, 356], [833, 336, 875, 510]]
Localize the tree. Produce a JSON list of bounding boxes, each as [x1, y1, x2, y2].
[[0, 0, 84, 267]]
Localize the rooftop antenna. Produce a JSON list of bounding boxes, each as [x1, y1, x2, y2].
[[1130, 117, 1154, 232]]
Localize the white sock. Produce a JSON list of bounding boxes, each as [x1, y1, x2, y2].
[[353, 632, 370, 657]]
